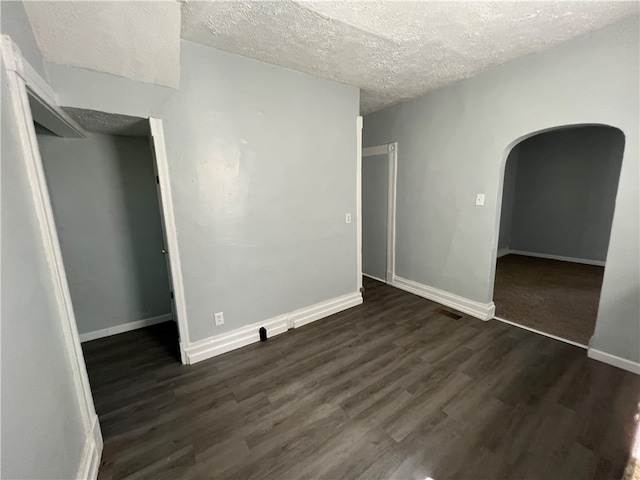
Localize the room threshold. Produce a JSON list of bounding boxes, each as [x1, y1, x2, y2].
[[493, 316, 587, 349]]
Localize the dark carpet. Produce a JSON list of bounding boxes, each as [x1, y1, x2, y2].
[[494, 254, 604, 345]]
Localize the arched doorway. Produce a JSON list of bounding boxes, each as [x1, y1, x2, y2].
[[493, 124, 625, 346]]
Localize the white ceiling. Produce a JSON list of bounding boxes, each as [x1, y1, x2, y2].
[[24, 1, 181, 88], [23, 1, 639, 114], [182, 1, 639, 113]]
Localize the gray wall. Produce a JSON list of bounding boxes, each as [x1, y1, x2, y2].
[[37, 132, 171, 335], [501, 126, 624, 261], [1, 70, 86, 479], [363, 16, 639, 363], [362, 153, 389, 280], [498, 147, 519, 251], [0, 1, 48, 79], [45, 40, 360, 344]]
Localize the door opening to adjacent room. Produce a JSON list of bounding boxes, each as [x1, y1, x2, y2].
[[361, 143, 397, 289], [493, 125, 625, 346], [33, 108, 189, 364]]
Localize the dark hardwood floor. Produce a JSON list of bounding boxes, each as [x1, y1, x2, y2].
[[83, 277, 640, 480]]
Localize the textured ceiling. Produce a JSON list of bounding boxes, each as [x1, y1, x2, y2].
[[20, 1, 639, 114], [24, 1, 181, 88], [182, 1, 639, 113], [62, 108, 150, 137]]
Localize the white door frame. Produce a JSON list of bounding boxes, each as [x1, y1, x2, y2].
[[1, 36, 102, 478], [149, 119, 190, 362], [356, 116, 363, 291], [361, 142, 398, 283], [0, 43, 190, 367]]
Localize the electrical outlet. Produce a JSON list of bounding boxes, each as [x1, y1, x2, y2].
[[214, 312, 224, 326], [286, 317, 293, 330], [346, 213, 352, 224]]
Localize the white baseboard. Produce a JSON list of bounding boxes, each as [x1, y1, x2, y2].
[[184, 292, 363, 365], [363, 273, 386, 283], [391, 275, 495, 321], [503, 249, 605, 267], [77, 414, 102, 480], [497, 248, 510, 258], [588, 348, 640, 374], [79, 313, 173, 343]]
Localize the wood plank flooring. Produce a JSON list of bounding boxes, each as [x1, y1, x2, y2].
[[83, 277, 640, 480]]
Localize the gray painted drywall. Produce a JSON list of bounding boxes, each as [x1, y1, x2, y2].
[[363, 16, 639, 363], [46, 40, 360, 343], [1, 70, 86, 479], [0, 1, 48, 79], [362, 153, 389, 280], [37, 132, 171, 335], [497, 146, 519, 251], [504, 126, 624, 261]]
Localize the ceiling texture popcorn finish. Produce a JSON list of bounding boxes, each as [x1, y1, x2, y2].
[[182, 1, 639, 113], [22, 1, 639, 113], [62, 108, 150, 137], [24, 1, 181, 88]]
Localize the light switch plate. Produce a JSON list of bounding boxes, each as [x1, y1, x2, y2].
[[346, 213, 352, 224], [475, 194, 485, 206]]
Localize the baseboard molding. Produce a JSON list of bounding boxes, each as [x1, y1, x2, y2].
[[184, 292, 363, 365], [363, 273, 386, 283], [77, 414, 102, 480], [391, 275, 495, 321], [504, 249, 605, 267], [79, 313, 173, 343], [497, 248, 510, 258], [588, 348, 640, 374]]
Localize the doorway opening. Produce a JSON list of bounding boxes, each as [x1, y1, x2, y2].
[[361, 143, 397, 289], [493, 125, 625, 346], [33, 108, 188, 358]]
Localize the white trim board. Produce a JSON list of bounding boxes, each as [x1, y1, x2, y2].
[[79, 314, 173, 343], [499, 249, 605, 267], [77, 415, 101, 480], [493, 316, 587, 349], [588, 348, 640, 375], [391, 275, 495, 321], [362, 144, 390, 156], [362, 142, 398, 284], [150, 118, 190, 364], [356, 116, 363, 293], [2, 35, 102, 479], [184, 292, 363, 364]]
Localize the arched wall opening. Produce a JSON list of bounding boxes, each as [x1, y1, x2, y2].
[[492, 124, 625, 346]]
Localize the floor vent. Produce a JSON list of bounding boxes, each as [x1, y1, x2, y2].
[[435, 308, 462, 320]]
